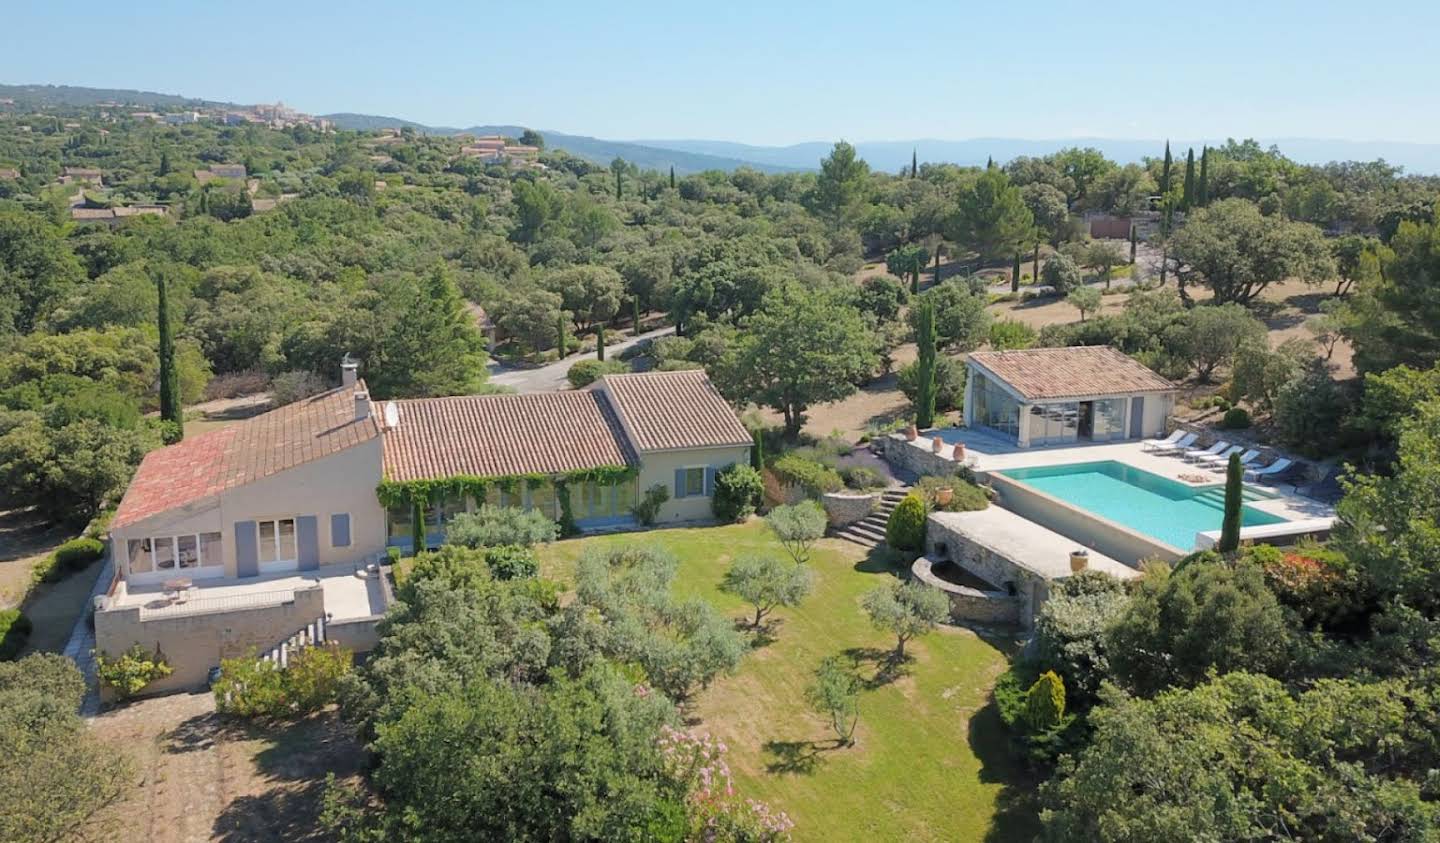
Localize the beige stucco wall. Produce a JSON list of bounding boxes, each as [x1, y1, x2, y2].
[[637, 446, 752, 524], [111, 437, 387, 584]]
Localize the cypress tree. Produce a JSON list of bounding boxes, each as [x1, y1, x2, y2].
[[1182, 148, 1196, 210], [1218, 452, 1243, 553], [1159, 141, 1172, 196], [596, 323, 606, 361], [751, 428, 764, 470], [669, 165, 675, 190], [1129, 224, 1137, 264], [986, 155, 994, 170], [615, 168, 623, 199], [914, 298, 937, 429], [911, 148, 918, 178], [933, 245, 942, 285], [411, 499, 427, 555], [1197, 146, 1210, 206], [1011, 250, 1022, 293], [1033, 243, 1040, 286], [156, 269, 182, 441], [632, 296, 642, 333], [556, 312, 567, 358]]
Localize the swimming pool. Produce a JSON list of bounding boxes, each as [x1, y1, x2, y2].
[[997, 461, 1287, 550]]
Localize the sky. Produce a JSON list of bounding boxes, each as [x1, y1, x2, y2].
[[2, 0, 1437, 146]]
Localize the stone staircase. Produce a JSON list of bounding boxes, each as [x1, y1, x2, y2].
[[261, 616, 327, 669], [832, 486, 911, 549]]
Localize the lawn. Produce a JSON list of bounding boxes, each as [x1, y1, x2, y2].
[[537, 521, 1038, 843]]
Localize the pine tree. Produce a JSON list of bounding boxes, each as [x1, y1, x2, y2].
[[1159, 141, 1173, 195], [1197, 146, 1210, 206], [751, 428, 764, 470], [1218, 452, 1243, 553], [1011, 250, 1022, 293], [913, 298, 937, 429], [911, 148, 918, 178], [1182, 148, 1196, 210], [156, 268, 182, 441]]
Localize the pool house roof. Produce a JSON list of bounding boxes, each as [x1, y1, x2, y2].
[[967, 346, 1176, 402]]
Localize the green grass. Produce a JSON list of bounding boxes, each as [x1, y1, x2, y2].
[[537, 521, 1038, 843]]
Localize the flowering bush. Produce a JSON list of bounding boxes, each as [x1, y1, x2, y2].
[[1251, 543, 1364, 628], [658, 726, 794, 842]]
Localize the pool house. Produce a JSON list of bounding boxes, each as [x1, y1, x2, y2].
[[963, 346, 1177, 448]]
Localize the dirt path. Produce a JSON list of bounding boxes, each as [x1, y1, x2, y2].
[[89, 693, 365, 843], [21, 557, 103, 654], [0, 507, 68, 607]]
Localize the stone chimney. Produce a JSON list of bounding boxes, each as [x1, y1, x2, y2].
[[354, 389, 371, 422], [340, 354, 359, 389]]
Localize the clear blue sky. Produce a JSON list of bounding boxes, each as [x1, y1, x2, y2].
[[2, 0, 1436, 145]]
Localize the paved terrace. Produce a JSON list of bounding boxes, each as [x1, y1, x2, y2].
[[111, 565, 386, 620], [930, 507, 1140, 582], [910, 427, 1334, 522]]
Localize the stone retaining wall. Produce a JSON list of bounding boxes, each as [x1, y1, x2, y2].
[[821, 492, 877, 527], [911, 556, 1020, 625], [925, 515, 1051, 629], [879, 433, 964, 478]]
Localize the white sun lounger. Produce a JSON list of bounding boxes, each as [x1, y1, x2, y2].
[[1205, 448, 1260, 471], [1151, 432, 1198, 455], [1182, 440, 1230, 462], [1142, 430, 1185, 452], [1245, 457, 1293, 483]]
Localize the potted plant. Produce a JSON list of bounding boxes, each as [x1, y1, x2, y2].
[[934, 486, 954, 506], [1069, 549, 1089, 573]]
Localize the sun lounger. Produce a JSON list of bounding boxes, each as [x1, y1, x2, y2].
[[1245, 457, 1293, 483], [1142, 430, 1186, 452], [1205, 448, 1260, 471], [1182, 440, 1230, 462], [1151, 432, 1198, 455]]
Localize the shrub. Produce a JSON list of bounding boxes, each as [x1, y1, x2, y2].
[[989, 318, 1038, 350], [96, 643, 173, 699], [445, 505, 559, 548], [269, 369, 329, 405], [485, 544, 538, 580], [885, 493, 928, 552], [1248, 543, 1364, 629], [1220, 407, 1252, 429], [214, 651, 287, 717], [712, 463, 763, 523], [841, 465, 886, 490], [1033, 570, 1129, 702], [0, 609, 32, 660], [769, 454, 843, 499], [915, 475, 989, 512], [0, 652, 85, 704], [1041, 253, 1083, 294], [898, 354, 967, 413], [203, 369, 269, 401], [1023, 671, 1066, 733], [282, 643, 353, 713], [54, 537, 104, 572], [566, 358, 628, 388], [632, 483, 670, 526]]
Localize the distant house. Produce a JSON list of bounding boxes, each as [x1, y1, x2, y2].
[[62, 166, 103, 186], [195, 163, 247, 184], [964, 346, 1176, 447], [164, 111, 200, 125], [0, 168, 19, 180], [70, 205, 168, 226]]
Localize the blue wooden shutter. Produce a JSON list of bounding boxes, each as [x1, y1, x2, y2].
[[331, 513, 351, 548], [704, 466, 717, 497], [297, 515, 319, 571], [234, 521, 259, 578], [674, 468, 687, 499]]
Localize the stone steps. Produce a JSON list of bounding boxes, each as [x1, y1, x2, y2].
[[833, 486, 912, 549]]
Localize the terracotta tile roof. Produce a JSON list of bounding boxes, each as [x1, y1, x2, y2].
[[968, 346, 1176, 401], [112, 385, 379, 529], [601, 370, 751, 452], [382, 391, 637, 482]]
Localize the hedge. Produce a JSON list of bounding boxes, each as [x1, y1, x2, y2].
[[0, 609, 33, 660], [55, 537, 104, 572], [769, 454, 844, 499]]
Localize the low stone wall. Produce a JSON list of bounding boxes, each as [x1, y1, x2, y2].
[[880, 433, 965, 478], [911, 556, 1020, 626], [821, 492, 877, 526], [925, 514, 1051, 629]]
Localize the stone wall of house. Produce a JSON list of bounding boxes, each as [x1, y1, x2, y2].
[[911, 556, 1021, 625], [821, 492, 877, 526], [95, 584, 328, 696], [925, 514, 1050, 629]]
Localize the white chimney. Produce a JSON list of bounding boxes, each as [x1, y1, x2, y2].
[[354, 389, 371, 421], [340, 354, 359, 389]]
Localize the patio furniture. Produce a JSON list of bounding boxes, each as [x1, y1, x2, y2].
[[1150, 432, 1198, 455], [1205, 448, 1261, 471], [162, 577, 193, 603], [1182, 440, 1231, 462], [1142, 430, 1186, 452], [1245, 457, 1293, 483]]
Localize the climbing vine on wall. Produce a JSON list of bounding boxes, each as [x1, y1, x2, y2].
[[375, 465, 638, 512]]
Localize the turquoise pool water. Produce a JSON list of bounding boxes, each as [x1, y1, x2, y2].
[[998, 461, 1287, 550]]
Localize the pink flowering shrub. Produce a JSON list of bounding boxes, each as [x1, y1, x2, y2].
[[658, 725, 795, 842]]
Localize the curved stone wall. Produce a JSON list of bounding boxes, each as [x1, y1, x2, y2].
[[821, 492, 877, 527], [911, 556, 1021, 626]]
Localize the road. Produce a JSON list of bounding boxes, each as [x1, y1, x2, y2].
[[487, 325, 676, 393]]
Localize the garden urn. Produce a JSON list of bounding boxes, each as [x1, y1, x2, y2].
[[935, 486, 954, 506], [1069, 549, 1089, 573], [952, 443, 966, 461], [906, 425, 918, 441], [932, 436, 944, 454]]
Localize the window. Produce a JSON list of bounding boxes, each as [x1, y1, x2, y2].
[[386, 505, 412, 540], [126, 532, 221, 576], [176, 534, 199, 568], [129, 538, 152, 573], [258, 518, 297, 563], [199, 532, 223, 566], [684, 467, 706, 497], [153, 537, 176, 571]]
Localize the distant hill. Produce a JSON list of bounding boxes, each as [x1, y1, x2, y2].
[[321, 113, 801, 175], [0, 83, 219, 109], [637, 137, 1440, 175]]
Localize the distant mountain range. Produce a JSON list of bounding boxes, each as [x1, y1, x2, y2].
[[6, 83, 1439, 174]]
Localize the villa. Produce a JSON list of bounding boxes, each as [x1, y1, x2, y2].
[[964, 345, 1176, 447], [95, 363, 751, 692]]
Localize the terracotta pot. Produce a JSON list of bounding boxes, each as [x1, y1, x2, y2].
[[935, 487, 954, 506], [931, 436, 944, 454], [906, 425, 918, 441], [952, 443, 966, 461], [1069, 550, 1089, 573]]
